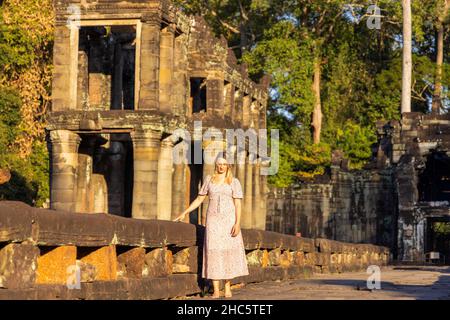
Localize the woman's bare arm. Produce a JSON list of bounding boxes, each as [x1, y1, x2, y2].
[[173, 195, 207, 222], [231, 198, 242, 236]]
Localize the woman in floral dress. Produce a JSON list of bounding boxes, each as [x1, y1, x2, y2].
[[174, 157, 249, 298]]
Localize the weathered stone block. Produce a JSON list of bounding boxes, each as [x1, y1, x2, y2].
[[117, 247, 146, 279], [294, 251, 305, 266], [172, 247, 198, 274], [143, 247, 173, 278], [304, 253, 316, 266], [268, 248, 281, 266], [0, 244, 39, 289], [80, 245, 117, 281], [76, 260, 97, 283], [36, 246, 76, 285], [0, 201, 34, 242], [279, 250, 293, 268], [300, 238, 315, 253], [246, 249, 269, 268]]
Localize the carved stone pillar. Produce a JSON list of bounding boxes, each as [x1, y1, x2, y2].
[[139, 19, 161, 110], [252, 160, 262, 230], [235, 148, 246, 190], [242, 155, 253, 229], [157, 138, 174, 220], [259, 161, 269, 231], [131, 129, 161, 219], [207, 78, 225, 117], [49, 130, 81, 212], [75, 137, 96, 213], [174, 34, 189, 116], [172, 162, 186, 221], [52, 25, 78, 111], [159, 26, 175, 113]]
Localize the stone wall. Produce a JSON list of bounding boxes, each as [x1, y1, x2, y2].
[[0, 201, 389, 300], [377, 113, 450, 262], [267, 167, 397, 254]]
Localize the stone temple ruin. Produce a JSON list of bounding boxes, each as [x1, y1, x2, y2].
[[266, 113, 450, 264], [377, 113, 450, 262], [47, 0, 270, 229]]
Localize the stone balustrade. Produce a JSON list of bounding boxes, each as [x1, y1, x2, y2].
[[0, 201, 389, 300]]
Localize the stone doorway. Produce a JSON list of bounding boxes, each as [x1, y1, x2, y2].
[[76, 133, 134, 217], [418, 151, 450, 203]]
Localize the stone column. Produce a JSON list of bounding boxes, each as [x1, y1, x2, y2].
[[223, 82, 234, 118], [259, 161, 269, 231], [52, 25, 78, 111], [159, 26, 175, 113], [235, 148, 246, 194], [172, 162, 186, 220], [174, 34, 189, 116], [75, 138, 96, 213], [242, 95, 251, 128], [49, 130, 81, 212], [234, 89, 244, 124], [131, 129, 161, 219], [242, 155, 253, 229], [157, 138, 174, 220], [207, 78, 225, 117], [139, 18, 161, 111], [251, 101, 260, 130], [252, 160, 263, 230]]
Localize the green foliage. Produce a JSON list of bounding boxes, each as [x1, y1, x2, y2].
[[432, 222, 450, 236], [0, 86, 49, 207], [0, 0, 54, 76], [335, 121, 377, 169], [0, 86, 22, 146]]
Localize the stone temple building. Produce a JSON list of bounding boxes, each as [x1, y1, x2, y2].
[[46, 0, 270, 229], [266, 113, 450, 263]]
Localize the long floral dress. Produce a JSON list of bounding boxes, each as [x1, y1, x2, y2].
[[199, 175, 249, 280]]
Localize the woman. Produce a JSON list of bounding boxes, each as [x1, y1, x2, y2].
[[174, 157, 249, 298]]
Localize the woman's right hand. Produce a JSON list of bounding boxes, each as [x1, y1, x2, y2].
[[173, 212, 187, 222]]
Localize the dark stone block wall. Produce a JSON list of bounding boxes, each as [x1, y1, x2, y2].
[[267, 167, 397, 255]]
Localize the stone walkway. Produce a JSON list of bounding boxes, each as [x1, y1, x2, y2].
[[193, 266, 450, 300]]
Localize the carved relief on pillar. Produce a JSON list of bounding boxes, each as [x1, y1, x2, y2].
[[130, 128, 162, 220]]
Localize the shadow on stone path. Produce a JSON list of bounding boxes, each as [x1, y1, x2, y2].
[[188, 266, 450, 300]]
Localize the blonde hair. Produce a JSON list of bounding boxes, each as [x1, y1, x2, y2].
[[214, 157, 233, 185]]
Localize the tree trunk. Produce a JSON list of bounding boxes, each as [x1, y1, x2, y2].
[[432, 0, 449, 114], [401, 0, 412, 114], [311, 57, 322, 144]]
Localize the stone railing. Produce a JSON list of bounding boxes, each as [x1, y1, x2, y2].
[[0, 201, 390, 300]]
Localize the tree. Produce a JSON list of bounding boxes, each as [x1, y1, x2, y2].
[[401, 0, 412, 114], [432, 0, 450, 114]]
